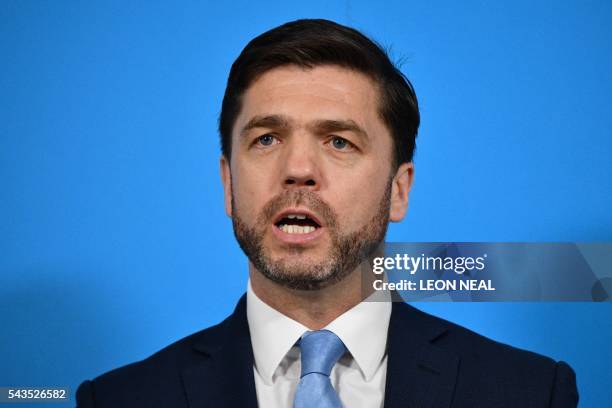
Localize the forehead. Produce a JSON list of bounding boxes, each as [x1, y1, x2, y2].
[[234, 65, 387, 137]]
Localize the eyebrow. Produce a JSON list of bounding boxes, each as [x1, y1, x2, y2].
[[239, 115, 370, 142], [240, 115, 291, 137], [309, 119, 370, 142]]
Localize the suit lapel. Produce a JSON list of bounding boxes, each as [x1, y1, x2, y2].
[[181, 295, 258, 408], [179, 294, 459, 408], [384, 302, 459, 408]]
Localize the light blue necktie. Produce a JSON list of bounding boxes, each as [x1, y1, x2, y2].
[[294, 330, 347, 408]]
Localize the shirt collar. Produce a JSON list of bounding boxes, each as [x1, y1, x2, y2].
[[247, 280, 309, 385], [246, 279, 392, 383], [324, 291, 391, 381]]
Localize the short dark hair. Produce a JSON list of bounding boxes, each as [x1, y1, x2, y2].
[[219, 19, 420, 167]]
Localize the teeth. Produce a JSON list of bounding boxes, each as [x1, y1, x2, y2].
[[279, 224, 316, 234], [286, 214, 307, 220]]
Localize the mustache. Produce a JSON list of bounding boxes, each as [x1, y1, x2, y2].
[[259, 190, 338, 228]]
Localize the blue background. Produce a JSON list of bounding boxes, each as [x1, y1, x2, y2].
[[1, 1, 611, 406]]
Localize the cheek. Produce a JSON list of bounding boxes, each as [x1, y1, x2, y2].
[[333, 174, 387, 227], [231, 162, 276, 221]]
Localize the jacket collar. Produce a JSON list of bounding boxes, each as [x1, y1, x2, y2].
[[384, 301, 459, 408], [182, 294, 258, 408], [181, 294, 459, 408]]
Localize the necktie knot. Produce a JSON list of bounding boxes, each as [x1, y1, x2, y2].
[[294, 330, 346, 407], [299, 330, 346, 377]]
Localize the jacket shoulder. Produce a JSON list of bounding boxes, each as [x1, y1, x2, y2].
[[76, 316, 230, 407], [401, 302, 558, 366], [397, 303, 578, 406]]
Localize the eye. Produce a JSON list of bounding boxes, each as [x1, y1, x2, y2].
[[329, 136, 354, 151], [256, 134, 278, 147]]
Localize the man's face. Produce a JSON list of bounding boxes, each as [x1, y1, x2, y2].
[[221, 65, 412, 290]]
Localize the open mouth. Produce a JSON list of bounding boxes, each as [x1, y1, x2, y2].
[[274, 213, 322, 235]]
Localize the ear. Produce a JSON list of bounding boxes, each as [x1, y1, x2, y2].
[[220, 155, 233, 217], [389, 162, 414, 222]]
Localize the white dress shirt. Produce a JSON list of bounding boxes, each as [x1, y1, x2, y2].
[[246, 280, 391, 408]]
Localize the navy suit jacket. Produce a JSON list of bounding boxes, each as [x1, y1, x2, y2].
[[76, 295, 578, 407]]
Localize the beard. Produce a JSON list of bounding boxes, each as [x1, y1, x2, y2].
[[231, 181, 391, 291]]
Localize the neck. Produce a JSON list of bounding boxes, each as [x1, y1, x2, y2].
[[249, 263, 376, 330]]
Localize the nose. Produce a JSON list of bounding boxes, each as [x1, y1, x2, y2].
[[281, 138, 320, 190]]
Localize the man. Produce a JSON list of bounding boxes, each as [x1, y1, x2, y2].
[[76, 19, 578, 407]]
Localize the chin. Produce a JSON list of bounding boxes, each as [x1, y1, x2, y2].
[[258, 259, 347, 291]]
